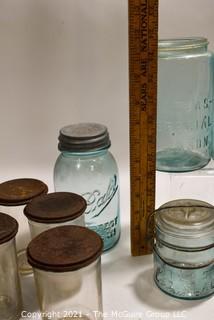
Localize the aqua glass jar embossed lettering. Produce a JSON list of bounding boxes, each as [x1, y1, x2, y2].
[[157, 38, 213, 172], [54, 123, 120, 251], [153, 200, 214, 300]]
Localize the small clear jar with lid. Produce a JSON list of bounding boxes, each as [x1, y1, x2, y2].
[[24, 192, 86, 239], [157, 37, 213, 172], [0, 212, 22, 320], [0, 178, 48, 274], [153, 199, 214, 299], [27, 226, 103, 320], [54, 123, 120, 251]]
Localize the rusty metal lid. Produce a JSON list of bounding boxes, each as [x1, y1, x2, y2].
[[24, 192, 87, 223], [0, 178, 48, 206], [27, 226, 103, 272], [58, 123, 111, 152], [0, 212, 18, 244]]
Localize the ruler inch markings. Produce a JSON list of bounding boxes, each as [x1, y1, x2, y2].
[[129, 0, 158, 256]]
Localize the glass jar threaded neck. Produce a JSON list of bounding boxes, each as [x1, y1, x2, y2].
[[158, 37, 209, 57]]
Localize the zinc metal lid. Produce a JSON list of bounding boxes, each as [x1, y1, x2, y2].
[[159, 199, 213, 209], [24, 192, 87, 223], [58, 123, 111, 152], [0, 178, 48, 206], [0, 212, 18, 244], [156, 199, 214, 240], [27, 226, 103, 272]]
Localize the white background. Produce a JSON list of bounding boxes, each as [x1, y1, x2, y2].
[[1, 0, 214, 174], [0, 1, 213, 320]]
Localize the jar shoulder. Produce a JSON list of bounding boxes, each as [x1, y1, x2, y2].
[[159, 51, 214, 60], [54, 151, 119, 172]]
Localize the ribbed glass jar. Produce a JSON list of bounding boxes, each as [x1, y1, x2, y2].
[[54, 123, 120, 251], [157, 38, 213, 172], [153, 199, 214, 300], [27, 226, 103, 320], [0, 212, 22, 320]]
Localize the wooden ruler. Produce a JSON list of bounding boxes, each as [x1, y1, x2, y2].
[[129, 0, 158, 256]]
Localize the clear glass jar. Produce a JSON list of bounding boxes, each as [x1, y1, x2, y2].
[[27, 226, 103, 320], [0, 212, 22, 320], [24, 192, 86, 239], [0, 178, 48, 274], [54, 123, 120, 251], [157, 38, 213, 172], [153, 199, 214, 299]]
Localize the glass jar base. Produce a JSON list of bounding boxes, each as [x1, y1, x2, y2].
[[0, 295, 21, 320], [17, 249, 33, 276], [103, 232, 121, 252], [154, 250, 214, 300], [154, 275, 214, 300], [156, 148, 210, 172], [88, 225, 120, 252]]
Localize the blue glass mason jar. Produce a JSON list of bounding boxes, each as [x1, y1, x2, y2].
[[153, 199, 214, 300], [157, 38, 213, 172], [54, 123, 120, 251]]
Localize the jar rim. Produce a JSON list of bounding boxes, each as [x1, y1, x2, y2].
[[158, 37, 209, 52]]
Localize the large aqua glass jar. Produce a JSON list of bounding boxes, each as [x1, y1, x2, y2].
[[54, 123, 120, 251], [157, 38, 213, 172]]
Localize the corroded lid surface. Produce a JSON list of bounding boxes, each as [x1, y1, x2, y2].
[[0, 178, 48, 206], [156, 199, 214, 247], [24, 192, 86, 223], [27, 226, 103, 272], [0, 212, 18, 244], [157, 206, 214, 232], [58, 123, 111, 152]]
